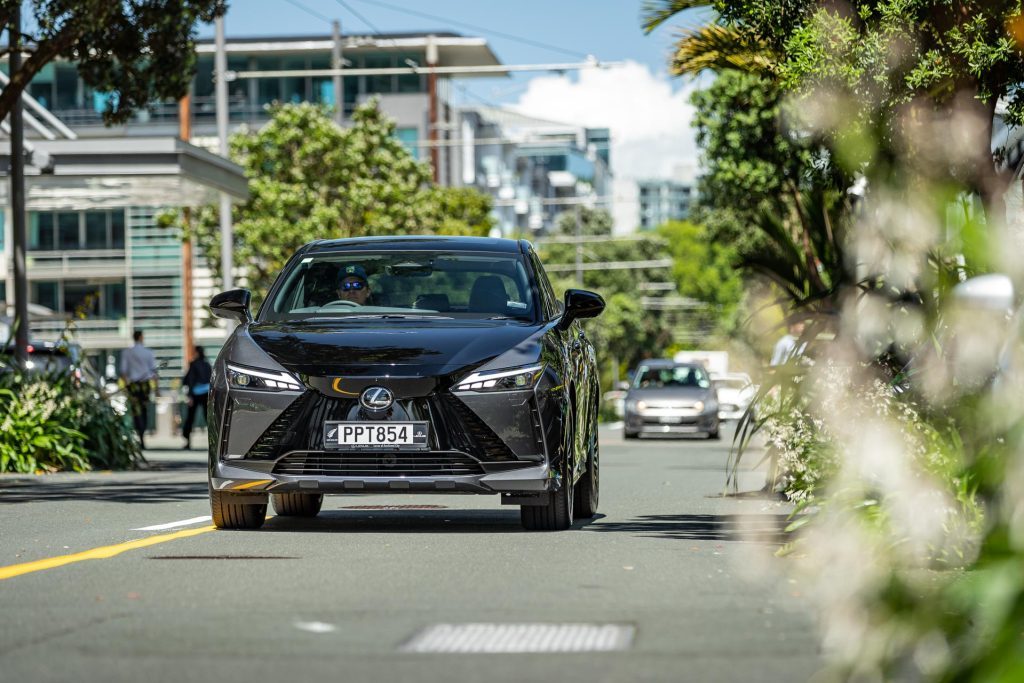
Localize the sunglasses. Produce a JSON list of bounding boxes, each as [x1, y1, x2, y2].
[[339, 281, 366, 291]]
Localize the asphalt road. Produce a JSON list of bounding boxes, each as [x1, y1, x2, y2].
[[0, 424, 821, 683]]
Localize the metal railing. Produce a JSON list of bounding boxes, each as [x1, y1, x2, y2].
[[26, 250, 129, 277]]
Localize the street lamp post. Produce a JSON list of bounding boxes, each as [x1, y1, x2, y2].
[[9, 6, 28, 366]]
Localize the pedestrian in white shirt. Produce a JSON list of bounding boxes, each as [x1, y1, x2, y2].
[[120, 329, 158, 449], [770, 320, 807, 366]]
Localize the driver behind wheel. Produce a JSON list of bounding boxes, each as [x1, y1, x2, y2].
[[337, 264, 372, 305]]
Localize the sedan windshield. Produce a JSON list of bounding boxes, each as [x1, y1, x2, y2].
[[634, 365, 710, 389], [262, 251, 538, 323]]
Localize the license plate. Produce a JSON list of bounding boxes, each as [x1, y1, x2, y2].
[[324, 422, 429, 451], [659, 416, 683, 424]]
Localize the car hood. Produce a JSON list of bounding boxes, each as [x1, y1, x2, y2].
[[626, 387, 713, 403], [247, 320, 545, 377]]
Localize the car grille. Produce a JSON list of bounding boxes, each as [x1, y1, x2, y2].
[[243, 391, 519, 463], [272, 451, 485, 477]]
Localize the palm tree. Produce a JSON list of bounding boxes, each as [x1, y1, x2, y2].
[[641, 1, 776, 76]]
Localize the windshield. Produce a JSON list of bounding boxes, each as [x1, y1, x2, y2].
[[634, 365, 710, 389], [716, 378, 749, 390], [261, 250, 538, 323]]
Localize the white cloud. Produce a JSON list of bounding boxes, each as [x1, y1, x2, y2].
[[512, 61, 700, 182]]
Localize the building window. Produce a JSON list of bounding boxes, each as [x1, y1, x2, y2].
[[365, 53, 393, 94], [396, 128, 419, 159], [29, 280, 127, 319], [29, 210, 127, 251], [31, 281, 59, 312]]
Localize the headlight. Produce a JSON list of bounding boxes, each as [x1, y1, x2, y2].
[[227, 363, 302, 391], [693, 400, 705, 412], [456, 364, 543, 392], [626, 400, 647, 412]]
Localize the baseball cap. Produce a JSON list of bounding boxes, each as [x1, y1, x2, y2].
[[338, 264, 368, 284]]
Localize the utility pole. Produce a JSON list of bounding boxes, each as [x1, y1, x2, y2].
[[331, 19, 343, 126], [426, 34, 439, 183], [179, 93, 194, 362], [9, 6, 27, 365], [215, 13, 234, 317]]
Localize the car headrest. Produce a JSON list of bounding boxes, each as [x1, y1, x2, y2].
[[469, 276, 507, 313]]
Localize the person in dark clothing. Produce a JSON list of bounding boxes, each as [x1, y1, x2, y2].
[[181, 346, 212, 450]]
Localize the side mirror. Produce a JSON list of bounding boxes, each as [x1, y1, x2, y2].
[[951, 274, 1014, 312], [557, 289, 605, 331], [210, 289, 253, 324], [615, 380, 630, 392]]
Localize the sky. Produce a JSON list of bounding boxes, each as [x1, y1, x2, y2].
[[198, 0, 709, 181]]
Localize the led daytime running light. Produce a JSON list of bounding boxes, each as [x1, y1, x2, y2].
[[456, 364, 543, 391], [227, 363, 302, 390]]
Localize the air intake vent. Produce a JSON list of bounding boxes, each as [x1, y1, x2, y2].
[[273, 452, 484, 477]]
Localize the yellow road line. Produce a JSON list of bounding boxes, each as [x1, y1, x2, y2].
[[0, 524, 217, 581]]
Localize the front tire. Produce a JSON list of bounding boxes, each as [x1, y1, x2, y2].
[[624, 429, 639, 440], [272, 492, 323, 517], [521, 456, 574, 531], [574, 435, 599, 518], [210, 488, 267, 530]]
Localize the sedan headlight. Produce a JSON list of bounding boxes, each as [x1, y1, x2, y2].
[[456, 364, 543, 392], [693, 400, 705, 412], [227, 363, 302, 391], [626, 400, 647, 412]]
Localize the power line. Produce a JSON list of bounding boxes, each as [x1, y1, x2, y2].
[[280, 0, 333, 24], [347, 0, 589, 60], [333, 0, 384, 34]]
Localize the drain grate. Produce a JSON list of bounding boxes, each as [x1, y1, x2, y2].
[[401, 623, 635, 654], [341, 505, 449, 510]]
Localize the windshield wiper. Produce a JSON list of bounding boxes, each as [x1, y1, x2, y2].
[[485, 315, 533, 321], [340, 314, 454, 320]]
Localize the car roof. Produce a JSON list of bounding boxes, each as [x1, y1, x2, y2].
[[303, 235, 524, 255], [637, 359, 704, 369]]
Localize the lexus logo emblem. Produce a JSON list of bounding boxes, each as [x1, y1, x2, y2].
[[360, 386, 394, 411]]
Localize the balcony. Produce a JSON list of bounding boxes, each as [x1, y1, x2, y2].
[[27, 251, 129, 279], [29, 318, 131, 349]]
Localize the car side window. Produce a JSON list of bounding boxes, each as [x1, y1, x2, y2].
[[528, 248, 559, 320]]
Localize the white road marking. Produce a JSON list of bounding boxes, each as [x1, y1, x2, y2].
[[295, 621, 338, 634], [401, 623, 635, 653], [132, 516, 212, 532]]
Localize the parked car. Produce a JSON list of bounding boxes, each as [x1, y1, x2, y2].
[[1, 339, 97, 385], [713, 372, 757, 421], [206, 236, 605, 531], [623, 360, 720, 440]]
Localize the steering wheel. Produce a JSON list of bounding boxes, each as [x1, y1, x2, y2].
[[323, 299, 360, 308]]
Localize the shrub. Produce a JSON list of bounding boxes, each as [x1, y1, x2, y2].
[[0, 364, 142, 473]]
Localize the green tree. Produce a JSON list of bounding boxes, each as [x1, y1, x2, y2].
[[185, 101, 494, 298], [0, 0, 225, 124], [646, 0, 1024, 213], [657, 220, 743, 327], [689, 70, 825, 250], [552, 206, 613, 237]]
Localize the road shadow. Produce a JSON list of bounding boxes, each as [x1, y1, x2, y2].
[[139, 459, 208, 473], [582, 513, 791, 544], [261, 507, 527, 534], [0, 476, 208, 505]]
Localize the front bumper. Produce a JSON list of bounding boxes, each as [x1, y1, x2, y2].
[[624, 410, 718, 435], [211, 455, 554, 496]]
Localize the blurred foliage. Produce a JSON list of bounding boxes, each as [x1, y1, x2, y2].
[[647, 1, 1024, 680], [0, 0, 225, 125], [174, 101, 495, 301], [0, 360, 142, 473]]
